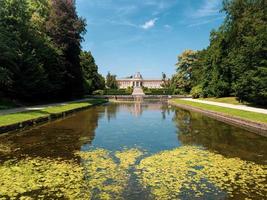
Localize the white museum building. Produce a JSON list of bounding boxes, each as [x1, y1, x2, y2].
[[117, 72, 163, 89]]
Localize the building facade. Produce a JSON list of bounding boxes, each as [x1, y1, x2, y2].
[[117, 72, 163, 89]]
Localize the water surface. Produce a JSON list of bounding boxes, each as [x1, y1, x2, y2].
[[0, 102, 266, 199]]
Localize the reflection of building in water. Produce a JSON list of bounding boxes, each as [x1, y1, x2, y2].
[[131, 102, 142, 117], [113, 102, 169, 118], [117, 72, 163, 89]]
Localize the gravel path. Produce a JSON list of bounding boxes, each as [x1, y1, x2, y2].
[[0, 98, 91, 116], [182, 98, 267, 114]]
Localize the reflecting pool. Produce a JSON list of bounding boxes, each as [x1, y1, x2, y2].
[[0, 102, 266, 199]]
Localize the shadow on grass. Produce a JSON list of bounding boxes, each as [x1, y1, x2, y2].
[[0, 99, 108, 127]]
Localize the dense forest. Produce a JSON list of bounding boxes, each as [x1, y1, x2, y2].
[[1, 0, 266, 106], [0, 0, 104, 102], [172, 0, 267, 106]]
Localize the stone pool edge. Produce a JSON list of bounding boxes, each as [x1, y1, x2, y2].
[[168, 101, 267, 137], [0, 99, 108, 135]]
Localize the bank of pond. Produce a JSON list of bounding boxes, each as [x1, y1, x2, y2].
[[0, 101, 266, 199]]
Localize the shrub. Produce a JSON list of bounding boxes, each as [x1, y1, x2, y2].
[[126, 87, 133, 94], [92, 90, 104, 95], [191, 85, 203, 99], [235, 69, 267, 106], [104, 89, 132, 95], [144, 88, 173, 95]]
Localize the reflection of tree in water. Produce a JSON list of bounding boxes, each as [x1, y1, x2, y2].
[[100, 103, 119, 121], [173, 108, 267, 164], [0, 107, 104, 160], [160, 103, 171, 120], [173, 109, 192, 134]]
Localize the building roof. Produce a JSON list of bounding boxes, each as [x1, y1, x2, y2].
[[133, 72, 143, 79], [117, 72, 162, 81]]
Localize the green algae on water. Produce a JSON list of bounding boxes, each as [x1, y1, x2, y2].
[[135, 146, 267, 200]]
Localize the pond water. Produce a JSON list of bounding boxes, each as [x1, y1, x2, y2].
[[0, 102, 266, 200]]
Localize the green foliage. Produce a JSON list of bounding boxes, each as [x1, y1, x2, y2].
[[234, 67, 267, 105], [0, 0, 104, 102], [172, 0, 267, 106], [172, 50, 198, 94], [104, 89, 131, 95], [144, 88, 173, 95], [0, 0, 52, 99], [80, 51, 105, 94], [0, 67, 12, 89], [92, 90, 105, 95], [46, 0, 86, 98], [191, 85, 203, 99], [0, 98, 16, 110], [106, 72, 118, 89]]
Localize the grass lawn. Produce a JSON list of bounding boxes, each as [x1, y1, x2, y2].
[[171, 99, 267, 124], [0, 99, 107, 127], [198, 97, 244, 105]]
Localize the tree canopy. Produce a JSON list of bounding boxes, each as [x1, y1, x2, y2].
[[171, 0, 267, 106], [80, 51, 105, 94], [0, 0, 103, 101], [106, 72, 118, 89]]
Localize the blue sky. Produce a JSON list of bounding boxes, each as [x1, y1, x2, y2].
[[76, 0, 225, 78]]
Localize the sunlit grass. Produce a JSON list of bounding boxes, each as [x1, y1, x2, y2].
[[0, 99, 107, 127], [171, 99, 267, 124], [199, 97, 243, 105]]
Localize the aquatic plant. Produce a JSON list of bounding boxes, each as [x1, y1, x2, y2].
[[76, 148, 143, 200], [115, 148, 143, 169], [0, 146, 266, 199], [0, 157, 87, 199], [135, 146, 267, 200], [0, 148, 143, 200]]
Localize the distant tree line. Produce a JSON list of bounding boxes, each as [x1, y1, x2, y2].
[[0, 0, 104, 101], [171, 0, 267, 106], [106, 72, 118, 89]]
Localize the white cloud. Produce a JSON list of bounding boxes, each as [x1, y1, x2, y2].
[[106, 19, 138, 28], [187, 16, 224, 27], [185, 0, 224, 27], [164, 24, 172, 29], [141, 18, 158, 30], [192, 0, 221, 18]]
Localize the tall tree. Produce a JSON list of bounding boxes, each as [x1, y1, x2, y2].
[[106, 72, 118, 89], [175, 0, 267, 105], [172, 50, 197, 94], [223, 0, 267, 104], [46, 0, 86, 98], [80, 51, 105, 94], [0, 0, 51, 100]]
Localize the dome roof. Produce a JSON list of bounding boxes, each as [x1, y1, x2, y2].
[[133, 72, 143, 79]]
